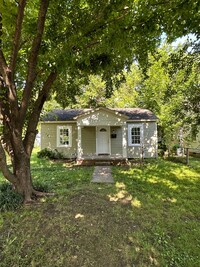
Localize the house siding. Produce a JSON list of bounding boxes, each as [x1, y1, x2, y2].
[[127, 122, 157, 158], [82, 127, 96, 155], [41, 123, 77, 158], [40, 108, 158, 160], [110, 126, 123, 156]]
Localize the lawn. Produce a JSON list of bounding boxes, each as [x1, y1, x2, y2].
[[0, 152, 200, 267]]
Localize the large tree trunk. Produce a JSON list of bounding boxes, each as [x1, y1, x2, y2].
[[13, 153, 33, 203], [0, 139, 34, 203]]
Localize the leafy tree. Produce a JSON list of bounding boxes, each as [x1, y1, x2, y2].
[[0, 0, 199, 203], [74, 64, 142, 108], [136, 43, 200, 150], [106, 64, 142, 108], [73, 75, 107, 108]]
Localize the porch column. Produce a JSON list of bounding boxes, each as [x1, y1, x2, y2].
[[77, 125, 83, 159], [122, 123, 127, 158]]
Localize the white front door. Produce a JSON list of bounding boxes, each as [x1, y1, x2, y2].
[[96, 126, 110, 154]]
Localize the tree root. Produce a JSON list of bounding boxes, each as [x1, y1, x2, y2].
[[24, 198, 38, 205], [32, 189, 55, 198], [23, 190, 55, 205]]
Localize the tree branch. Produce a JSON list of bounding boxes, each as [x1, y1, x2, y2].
[[0, 49, 8, 79], [20, 0, 50, 125], [0, 139, 17, 185], [0, 49, 19, 115], [10, 0, 27, 77], [23, 70, 57, 156]]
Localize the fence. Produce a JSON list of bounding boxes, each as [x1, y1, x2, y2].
[[185, 147, 200, 165]]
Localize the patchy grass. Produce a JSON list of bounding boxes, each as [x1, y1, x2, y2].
[[0, 152, 200, 267]]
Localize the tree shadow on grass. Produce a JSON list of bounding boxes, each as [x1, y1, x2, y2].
[[112, 158, 200, 206], [110, 158, 200, 266]]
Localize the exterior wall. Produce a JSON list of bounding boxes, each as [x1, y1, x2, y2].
[[81, 126, 123, 156], [110, 126, 123, 156], [40, 119, 158, 159], [82, 127, 96, 155], [41, 122, 77, 158], [127, 121, 157, 158]]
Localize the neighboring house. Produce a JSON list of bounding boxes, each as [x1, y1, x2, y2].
[[40, 107, 158, 163]]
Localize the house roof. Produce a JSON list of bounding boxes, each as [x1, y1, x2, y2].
[[42, 107, 158, 122], [111, 108, 158, 121]]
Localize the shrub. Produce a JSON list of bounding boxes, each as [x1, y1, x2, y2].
[[0, 183, 23, 212], [37, 148, 64, 159], [33, 181, 52, 193]]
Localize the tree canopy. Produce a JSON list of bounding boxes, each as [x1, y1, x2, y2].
[[0, 0, 199, 202]]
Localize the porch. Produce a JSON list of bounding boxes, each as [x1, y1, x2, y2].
[[76, 154, 128, 166], [76, 125, 127, 160], [75, 107, 129, 163]]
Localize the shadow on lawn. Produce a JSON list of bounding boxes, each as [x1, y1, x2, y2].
[[110, 159, 200, 266], [111, 158, 200, 208]]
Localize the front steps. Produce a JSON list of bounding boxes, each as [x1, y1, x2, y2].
[[76, 158, 128, 166]]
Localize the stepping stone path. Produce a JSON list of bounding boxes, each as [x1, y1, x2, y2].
[[91, 166, 114, 183]]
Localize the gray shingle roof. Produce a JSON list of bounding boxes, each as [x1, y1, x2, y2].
[[112, 108, 158, 121], [42, 108, 158, 121]]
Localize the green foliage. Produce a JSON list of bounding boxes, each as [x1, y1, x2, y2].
[[33, 180, 52, 193], [37, 148, 64, 160], [72, 64, 142, 108], [0, 183, 23, 212], [2, 0, 199, 109]]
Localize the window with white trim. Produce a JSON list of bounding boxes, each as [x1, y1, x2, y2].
[[128, 124, 143, 146], [57, 126, 72, 147]]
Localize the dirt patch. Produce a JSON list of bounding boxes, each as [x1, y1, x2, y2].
[[0, 187, 138, 267], [63, 188, 137, 266]]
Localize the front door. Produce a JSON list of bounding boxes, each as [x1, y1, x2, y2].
[[97, 126, 110, 154]]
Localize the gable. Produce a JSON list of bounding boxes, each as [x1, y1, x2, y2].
[[76, 107, 128, 126]]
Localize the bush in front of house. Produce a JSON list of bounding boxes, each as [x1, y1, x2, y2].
[[37, 148, 64, 160]]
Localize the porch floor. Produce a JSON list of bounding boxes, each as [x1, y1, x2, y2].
[[76, 154, 128, 166]]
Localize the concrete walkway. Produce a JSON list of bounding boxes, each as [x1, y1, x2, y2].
[[91, 166, 114, 183]]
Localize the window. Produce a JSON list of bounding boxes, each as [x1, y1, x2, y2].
[[100, 128, 107, 132], [128, 124, 143, 146], [57, 126, 72, 147]]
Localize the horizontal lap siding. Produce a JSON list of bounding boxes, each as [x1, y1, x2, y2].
[[82, 127, 96, 155], [41, 123, 56, 149], [41, 123, 77, 158], [41, 120, 158, 159], [110, 126, 123, 156], [127, 122, 157, 158]]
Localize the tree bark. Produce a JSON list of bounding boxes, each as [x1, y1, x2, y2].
[[10, 0, 27, 76], [0, 136, 34, 203], [0, 141, 17, 186], [13, 154, 33, 203], [24, 70, 57, 156], [20, 0, 50, 125]]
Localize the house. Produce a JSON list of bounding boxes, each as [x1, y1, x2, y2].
[[40, 107, 158, 163]]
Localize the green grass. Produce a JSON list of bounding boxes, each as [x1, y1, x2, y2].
[[0, 152, 200, 267]]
